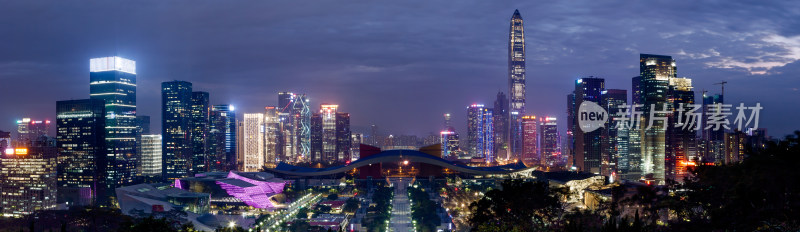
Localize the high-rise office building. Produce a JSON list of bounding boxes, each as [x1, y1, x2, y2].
[[320, 104, 338, 161], [540, 117, 560, 169], [15, 118, 50, 147], [467, 104, 494, 161], [0, 137, 58, 217], [56, 99, 106, 206], [493, 92, 509, 160], [310, 113, 323, 161], [191, 91, 210, 174], [639, 54, 676, 184], [161, 81, 193, 180], [724, 130, 746, 164], [440, 131, 459, 160], [211, 105, 237, 170], [351, 133, 363, 161], [208, 110, 229, 171], [602, 89, 628, 177], [292, 94, 311, 161], [141, 134, 162, 177], [566, 93, 576, 168], [508, 10, 527, 161], [89, 56, 138, 188], [627, 76, 643, 180], [335, 112, 351, 162], [277, 92, 296, 162], [242, 113, 265, 172], [666, 77, 696, 182], [701, 94, 725, 163], [265, 107, 280, 165], [521, 115, 538, 166], [570, 77, 605, 174]]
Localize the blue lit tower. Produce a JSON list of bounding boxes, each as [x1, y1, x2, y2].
[[571, 77, 605, 174], [211, 105, 237, 169], [89, 56, 138, 191], [508, 10, 527, 160]]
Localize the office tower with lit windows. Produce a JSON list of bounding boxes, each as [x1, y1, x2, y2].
[[602, 89, 628, 177], [702, 94, 725, 163], [211, 105, 236, 170], [521, 115, 538, 166], [666, 77, 696, 182], [467, 104, 494, 161], [208, 110, 228, 171], [566, 93, 576, 168], [627, 76, 643, 180], [89, 56, 138, 188], [242, 113, 265, 172], [508, 10, 527, 161], [570, 77, 605, 174], [540, 117, 560, 168], [335, 112, 351, 162], [265, 107, 280, 165], [310, 113, 323, 161], [320, 104, 339, 161], [161, 81, 193, 180], [277, 92, 296, 162], [56, 99, 106, 206], [639, 54, 676, 184], [0, 137, 58, 217], [191, 91, 210, 174], [351, 133, 363, 161], [440, 131, 459, 160], [292, 94, 311, 160], [493, 92, 509, 160], [724, 130, 746, 164], [15, 118, 50, 147], [140, 134, 162, 178]]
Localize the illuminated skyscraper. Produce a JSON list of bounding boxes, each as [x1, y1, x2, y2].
[[627, 76, 643, 180], [56, 99, 106, 205], [440, 131, 459, 160], [666, 77, 696, 182], [191, 91, 210, 174], [570, 77, 605, 174], [320, 104, 339, 161], [0, 137, 58, 217], [508, 10, 527, 160], [701, 94, 725, 163], [141, 134, 162, 178], [602, 89, 628, 176], [292, 94, 311, 160], [89, 56, 138, 192], [15, 118, 50, 147], [540, 117, 560, 169], [521, 115, 538, 166], [242, 113, 265, 172], [208, 110, 228, 171], [211, 105, 237, 169], [161, 81, 193, 180], [335, 112, 351, 162], [277, 92, 296, 162], [310, 113, 323, 161], [639, 54, 676, 184], [351, 133, 363, 161], [467, 104, 494, 161], [493, 92, 509, 160], [265, 107, 280, 164]]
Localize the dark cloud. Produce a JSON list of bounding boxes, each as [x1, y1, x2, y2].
[[1, 0, 799, 138]]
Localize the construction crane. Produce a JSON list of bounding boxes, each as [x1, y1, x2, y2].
[[714, 81, 728, 97]]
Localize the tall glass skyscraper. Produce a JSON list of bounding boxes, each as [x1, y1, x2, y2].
[[571, 77, 605, 174], [493, 92, 509, 160], [602, 89, 628, 176], [191, 91, 210, 174], [211, 105, 237, 170], [508, 10, 527, 160], [320, 104, 338, 161], [161, 81, 193, 180], [467, 104, 494, 161], [89, 56, 138, 193], [56, 99, 106, 206], [639, 54, 676, 184]]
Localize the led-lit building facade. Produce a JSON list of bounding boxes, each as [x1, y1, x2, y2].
[[1, 138, 58, 217], [211, 105, 237, 170], [141, 134, 162, 177], [191, 91, 210, 174], [320, 104, 338, 161], [89, 56, 139, 189], [440, 131, 459, 160], [521, 115, 538, 166], [292, 94, 311, 161], [639, 54, 676, 184], [508, 10, 527, 161], [466, 104, 494, 161], [162, 81, 193, 180], [265, 107, 280, 165], [56, 99, 106, 205], [602, 89, 628, 177], [540, 117, 560, 169], [242, 113, 265, 172]]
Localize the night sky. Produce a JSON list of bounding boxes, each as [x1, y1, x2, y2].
[[1, 1, 799, 138]]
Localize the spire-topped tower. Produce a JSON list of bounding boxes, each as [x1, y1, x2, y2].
[[508, 9, 527, 160]]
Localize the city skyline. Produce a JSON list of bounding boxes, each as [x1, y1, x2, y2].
[[1, 1, 800, 140]]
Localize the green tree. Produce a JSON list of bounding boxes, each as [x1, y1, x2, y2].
[[468, 180, 564, 231]]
